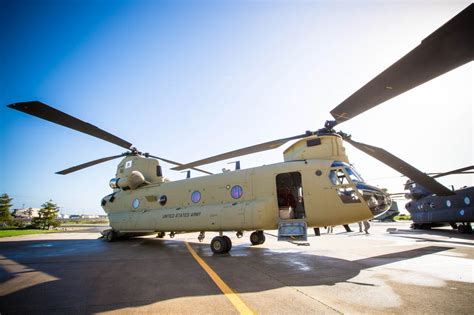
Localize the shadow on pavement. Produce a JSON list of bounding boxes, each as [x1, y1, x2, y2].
[[0, 237, 452, 313]]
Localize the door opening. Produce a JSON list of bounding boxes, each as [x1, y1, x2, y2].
[[276, 172, 306, 219]]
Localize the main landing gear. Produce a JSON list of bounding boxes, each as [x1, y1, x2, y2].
[[210, 235, 232, 254], [457, 223, 473, 234], [210, 230, 266, 254], [250, 231, 265, 245]]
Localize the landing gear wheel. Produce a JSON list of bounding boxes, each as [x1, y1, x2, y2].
[[106, 230, 116, 242], [222, 235, 232, 252], [211, 236, 229, 254], [156, 232, 166, 238], [458, 224, 472, 234], [466, 225, 473, 234], [250, 231, 265, 245]]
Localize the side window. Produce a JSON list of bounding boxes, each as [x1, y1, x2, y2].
[[329, 169, 360, 204]]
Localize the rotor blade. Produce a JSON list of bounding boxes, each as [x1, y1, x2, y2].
[[431, 165, 474, 179], [344, 137, 455, 196], [330, 4, 474, 125], [8, 101, 133, 150], [56, 154, 125, 175], [172, 132, 311, 171], [147, 155, 213, 175]]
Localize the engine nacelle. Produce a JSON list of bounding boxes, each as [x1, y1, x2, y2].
[[109, 170, 146, 190]]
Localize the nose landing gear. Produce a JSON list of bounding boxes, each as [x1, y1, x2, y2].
[[105, 230, 117, 242]]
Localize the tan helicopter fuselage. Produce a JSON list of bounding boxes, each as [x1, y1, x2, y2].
[[101, 135, 378, 233]]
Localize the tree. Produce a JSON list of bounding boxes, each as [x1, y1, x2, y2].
[[32, 200, 60, 230], [0, 193, 13, 227]]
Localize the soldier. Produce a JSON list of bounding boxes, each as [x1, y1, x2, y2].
[[358, 221, 370, 234]]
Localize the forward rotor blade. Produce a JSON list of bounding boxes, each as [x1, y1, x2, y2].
[[431, 165, 474, 179], [147, 155, 213, 175], [8, 101, 133, 150], [56, 154, 125, 175], [344, 137, 455, 196], [172, 132, 311, 171], [330, 4, 474, 125]]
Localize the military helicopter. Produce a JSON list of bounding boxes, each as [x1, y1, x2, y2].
[[373, 201, 400, 222], [404, 166, 474, 233], [7, 4, 473, 253]]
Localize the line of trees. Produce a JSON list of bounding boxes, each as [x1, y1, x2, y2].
[[0, 193, 60, 229]]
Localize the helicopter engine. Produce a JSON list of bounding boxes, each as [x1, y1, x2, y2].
[[109, 170, 147, 190], [109, 155, 164, 191]]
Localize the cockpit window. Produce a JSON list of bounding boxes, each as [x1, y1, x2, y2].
[[329, 168, 361, 204], [329, 169, 349, 185], [345, 167, 364, 183]]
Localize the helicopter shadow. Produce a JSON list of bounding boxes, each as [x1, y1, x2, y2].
[[388, 228, 474, 246], [0, 236, 453, 313]]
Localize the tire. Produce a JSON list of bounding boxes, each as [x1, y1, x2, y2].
[[106, 230, 116, 242], [257, 231, 266, 244], [211, 236, 228, 254], [250, 232, 260, 245], [466, 225, 473, 234], [459, 224, 472, 234], [250, 231, 265, 245], [222, 235, 232, 252]]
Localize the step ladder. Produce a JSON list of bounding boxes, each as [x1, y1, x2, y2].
[[278, 220, 307, 242]]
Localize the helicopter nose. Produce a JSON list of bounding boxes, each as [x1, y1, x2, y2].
[[356, 183, 392, 216]]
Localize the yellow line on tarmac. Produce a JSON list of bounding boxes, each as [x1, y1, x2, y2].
[[185, 242, 255, 315]]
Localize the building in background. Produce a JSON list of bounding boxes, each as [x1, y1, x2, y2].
[[12, 208, 40, 219]]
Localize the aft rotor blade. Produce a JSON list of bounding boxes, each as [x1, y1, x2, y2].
[[330, 4, 474, 125], [172, 132, 311, 171], [345, 138, 455, 196], [147, 155, 213, 175], [431, 165, 474, 179], [56, 154, 125, 175], [8, 101, 133, 150]]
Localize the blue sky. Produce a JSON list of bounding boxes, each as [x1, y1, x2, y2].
[[1, 0, 472, 214]]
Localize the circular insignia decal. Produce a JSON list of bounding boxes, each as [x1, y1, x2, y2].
[[191, 191, 201, 203], [460, 209, 465, 216], [446, 200, 451, 207], [132, 198, 140, 209], [231, 185, 243, 199]]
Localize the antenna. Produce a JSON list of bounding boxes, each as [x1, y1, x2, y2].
[[228, 161, 241, 170]]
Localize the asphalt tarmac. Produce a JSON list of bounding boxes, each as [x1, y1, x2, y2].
[[0, 222, 473, 314]]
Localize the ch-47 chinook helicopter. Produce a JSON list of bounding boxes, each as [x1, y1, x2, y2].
[[404, 166, 474, 233], [7, 4, 473, 253]]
